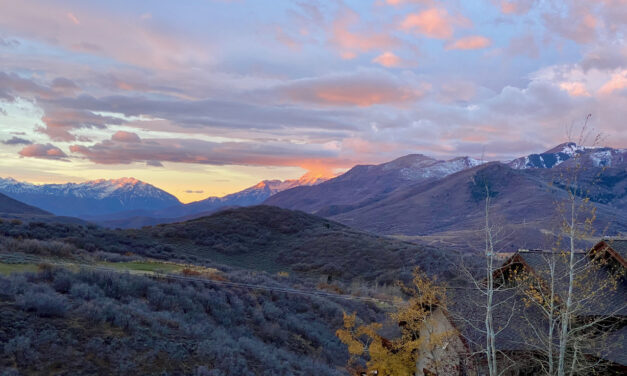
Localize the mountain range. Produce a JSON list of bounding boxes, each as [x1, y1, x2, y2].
[[0, 173, 328, 225], [1, 142, 625, 252], [266, 143, 627, 251]]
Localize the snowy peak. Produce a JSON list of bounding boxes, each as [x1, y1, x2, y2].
[[0, 177, 180, 217], [509, 143, 626, 169]]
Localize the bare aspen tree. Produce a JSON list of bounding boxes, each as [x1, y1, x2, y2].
[[515, 115, 626, 375], [454, 172, 519, 376]]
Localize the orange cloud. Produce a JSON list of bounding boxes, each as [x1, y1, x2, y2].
[[19, 143, 69, 160], [598, 71, 627, 95], [445, 35, 491, 50], [400, 8, 469, 39], [372, 52, 402, 67], [330, 8, 398, 58], [111, 131, 141, 143], [282, 70, 425, 107], [66, 12, 80, 25], [559, 82, 590, 97]]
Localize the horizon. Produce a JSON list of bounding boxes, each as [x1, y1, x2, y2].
[[1, 140, 621, 203], [1, 1, 627, 202]]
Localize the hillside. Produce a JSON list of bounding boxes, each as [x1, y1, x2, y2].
[[0, 232, 383, 375], [0, 205, 459, 283], [0, 192, 51, 216], [265, 154, 482, 214]]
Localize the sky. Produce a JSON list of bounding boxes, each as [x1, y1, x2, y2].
[[0, 0, 626, 202]]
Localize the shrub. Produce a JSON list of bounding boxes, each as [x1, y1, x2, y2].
[[17, 290, 68, 317], [70, 282, 104, 300]]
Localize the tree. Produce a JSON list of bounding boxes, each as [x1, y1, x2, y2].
[[514, 116, 626, 375], [336, 268, 458, 376], [453, 174, 519, 376]]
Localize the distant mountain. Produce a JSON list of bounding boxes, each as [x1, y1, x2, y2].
[[0, 177, 181, 217], [0, 192, 51, 215], [332, 162, 626, 248], [508, 142, 626, 169], [265, 144, 627, 251], [171, 172, 329, 218], [265, 154, 483, 215], [88, 172, 329, 227]]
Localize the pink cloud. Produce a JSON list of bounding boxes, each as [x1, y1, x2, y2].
[[445, 35, 491, 50], [111, 130, 141, 143], [372, 52, 402, 67], [400, 8, 469, 39], [69, 137, 353, 172], [329, 8, 398, 58], [19, 143, 69, 160], [542, 3, 599, 44], [598, 71, 627, 95], [66, 12, 80, 25], [280, 69, 426, 107], [498, 0, 536, 15], [559, 82, 591, 97]]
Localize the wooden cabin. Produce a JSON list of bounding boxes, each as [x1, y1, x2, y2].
[[414, 239, 627, 375]]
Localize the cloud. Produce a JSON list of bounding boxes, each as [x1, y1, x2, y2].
[[279, 69, 426, 107], [445, 36, 491, 50], [0, 1, 211, 72], [18, 143, 69, 160], [69, 136, 346, 170], [542, 2, 598, 44], [498, 0, 536, 15], [2, 137, 33, 145], [506, 34, 539, 58], [598, 71, 627, 95], [400, 8, 469, 39], [329, 7, 398, 58], [39, 108, 124, 141], [372, 52, 403, 67], [66, 12, 80, 25], [185, 189, 204, 194], [111, 131, 141, 143], [146, 160, 163, 167], [559, 82, 591, 97], [580, 45, 627, 72]]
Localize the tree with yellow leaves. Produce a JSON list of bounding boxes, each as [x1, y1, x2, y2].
[[336, 268, 461, 376]]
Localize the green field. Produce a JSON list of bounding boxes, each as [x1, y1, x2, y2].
[[98, 260, 184, 274], [0, 262, 39, 275]]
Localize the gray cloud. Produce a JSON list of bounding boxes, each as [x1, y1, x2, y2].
[[2, 136, 32, 145]]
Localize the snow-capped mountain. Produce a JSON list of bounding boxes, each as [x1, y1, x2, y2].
[[0, 177, 181, 217], [154, 173, 330, 219], [508, 142, 626, 169], [265, 154, 486, 215]]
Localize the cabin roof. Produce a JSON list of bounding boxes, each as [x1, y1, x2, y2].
[[448, 240, 627, 365], [597, 239, 627, 267], [504, 249, 627, 317]]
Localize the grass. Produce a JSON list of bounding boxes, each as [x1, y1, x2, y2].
[[99, 261, 183, 274], [0, 262, 39, 275]]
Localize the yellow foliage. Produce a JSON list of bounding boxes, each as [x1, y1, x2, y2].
[[336, 268, 452, 376]]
